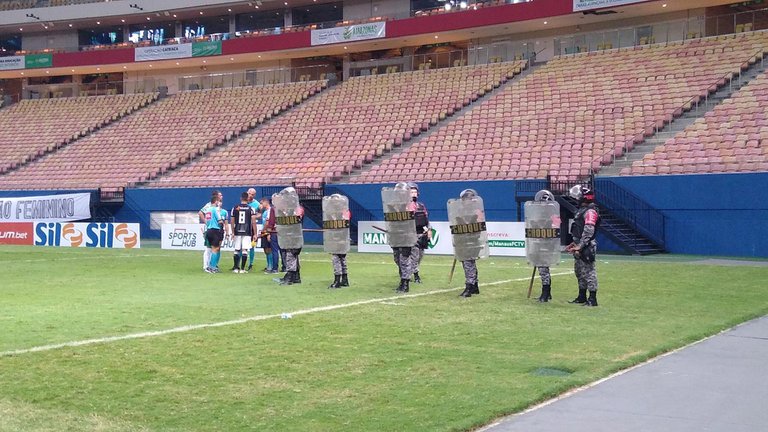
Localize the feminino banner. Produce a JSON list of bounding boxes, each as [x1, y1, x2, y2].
[[311, 22, 386, 46], [135, 43, 193, 62], [161, 223, 263, 251], [357, 221, 527, 257], [34, 222, 140, 248], [0, 193, 91, 222], [573, 0, 646, 12]]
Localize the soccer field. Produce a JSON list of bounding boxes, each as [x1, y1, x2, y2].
[[1, 245, 767, 432]]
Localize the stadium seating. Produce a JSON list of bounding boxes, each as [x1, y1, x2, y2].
[[624, 71, 768, 176], [352, 32, 768, 183], [150, 61, 526, 188], [0, 82, 325, 190], [0, 93, 158, 175]]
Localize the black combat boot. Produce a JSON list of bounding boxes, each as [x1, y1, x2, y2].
[[293, 270, 301, 284], [583, 291, 598, 307], [413, 272, 422, 284], [279, 271, 294, 285], [340, 274, 349, 287], [459, 283, 473, 298], [329, 275, 341, 289], [397, 279, 410, 293], [569, 289, 587, 304], [538, 284, 551, 303], [470, 282, 480, 295]]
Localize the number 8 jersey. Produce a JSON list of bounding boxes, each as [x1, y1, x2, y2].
[[231, 203, 255, 236]]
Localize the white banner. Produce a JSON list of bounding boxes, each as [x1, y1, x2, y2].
[[357, 221, 527, 257], [0, 56, 24, 70], [34, 222, 140, 248], [161, 223, 263, 252], [0, 193, 91, 222], [135, 43, 193, 62], [311, 22, 386, 46], [573, 0, 646, 12]]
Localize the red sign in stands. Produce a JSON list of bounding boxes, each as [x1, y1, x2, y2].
[[0, 222, 34, 245]]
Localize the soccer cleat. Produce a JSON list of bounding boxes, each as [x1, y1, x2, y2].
[[340, 274, 349, 287], [329, 275, 341, 289], [240, 269, 248, 274], [233, 269, 240, 274], [413, 272, 422, 284], [204, 267, 214, 274], [247, 265, 253, 271], [583, 291, 598, 307], [212, 268, 221, 274], [459, 283, 473, 298], [470, 282, 480, 295], [569, 289, 587, 304]]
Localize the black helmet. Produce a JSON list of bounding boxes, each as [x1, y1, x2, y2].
[[407, 182, 419, 191], [534, 189, 555, 202], [459, 188, 477, 199]]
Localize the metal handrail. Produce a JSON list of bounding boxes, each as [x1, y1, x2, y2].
[[594, 178, 665, 247], [590, 47, 767, 175]]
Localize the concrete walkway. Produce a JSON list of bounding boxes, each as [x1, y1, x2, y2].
[[482, 316, 768, 432]]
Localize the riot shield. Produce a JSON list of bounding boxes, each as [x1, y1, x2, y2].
[[448, 194, 489, 262], [524, 200, 561, 267], [272, 187, 304, 250], [381, 184, 417, 248], [322, 194, 351, 255]]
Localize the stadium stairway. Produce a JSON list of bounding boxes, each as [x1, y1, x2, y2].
[[598, 53, 767, 176], [333, 61, 538, 184], [0, 93, 160, 178], [136, 82, 330, 188]]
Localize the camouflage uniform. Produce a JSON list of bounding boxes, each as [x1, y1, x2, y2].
[[331, 254, 348, 276], [571, 204, 599, 296], [462, 260, 478, 284], [393, 247, 417, 280], [412, 201, 429, 282], [284, 249, 301, 273], [538, 266, 551, 286]]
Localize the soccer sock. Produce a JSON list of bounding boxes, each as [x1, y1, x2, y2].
[[266, 254, 273, 270], [204, 248, 211, 268], [233, 252, 240, 269], [241, 253, 248, 270], [249, 249, 255, 266], [211, 251, 221, 269]]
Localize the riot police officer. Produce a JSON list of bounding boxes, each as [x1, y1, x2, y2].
[[448, 189, 489, 298], [408, 182, 430, 284], [383, 182, 419, 293], [565, 184, 600, 306], [323, 193, 351, 289], [272, 187, 304, 286], [533, 190, 560, 302]]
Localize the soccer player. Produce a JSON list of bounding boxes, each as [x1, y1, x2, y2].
[[204, 195, 230, 273], [260, 196, 280, 274], [246, 188, 261, 271], [231, 192, 257, 273], [198, 190, 222, 271]]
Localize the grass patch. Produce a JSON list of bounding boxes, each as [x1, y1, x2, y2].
[[1, 246, 766, 431]]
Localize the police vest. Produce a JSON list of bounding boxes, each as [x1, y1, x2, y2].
[[413, 202, 429, 232], [571, 204, 600, 242]]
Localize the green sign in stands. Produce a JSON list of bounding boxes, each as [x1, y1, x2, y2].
[[192, 41, 222, 57], [25, 53, 53, 69]]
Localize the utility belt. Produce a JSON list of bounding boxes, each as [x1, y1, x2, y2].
[[575, 242, 597, 263]]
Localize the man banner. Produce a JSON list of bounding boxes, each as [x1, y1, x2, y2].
[[0, 193, 91, 222]]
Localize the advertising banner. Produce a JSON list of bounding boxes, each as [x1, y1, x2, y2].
[[0, 222, 34, 245], [357, 221, 526, 257], [135, 43, 193, 62], [161, 223, 263, 252], [25, 53, 53, 69], [311, 22, 386, 46], [0, 55, 25, 71], [192, 41, 222, 57], [33, 222, 141, 249], [0, 193, 91, 223], [573, 0, 646, 12]]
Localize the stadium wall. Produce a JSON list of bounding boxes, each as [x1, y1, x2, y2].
[[603, 173, 768, 258]]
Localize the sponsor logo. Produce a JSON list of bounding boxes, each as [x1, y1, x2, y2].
[[489, 240, 526, 248], [62, 223, 83, 247], [0, 223, 34, 245], [362, 232, 388, 245], [34, 223, 140, 248], [428, 227, 439, 249], [169, 228, 199, 248], [115, 223, 139, 249]]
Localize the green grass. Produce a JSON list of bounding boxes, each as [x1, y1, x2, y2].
[[1, 246, 767, 431]]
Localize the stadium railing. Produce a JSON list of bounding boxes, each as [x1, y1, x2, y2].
[[22, 78, 165, 100], [593, 178, 666, 249], [178, 65, 332, 92], [590, 48, 767, 175], [0, 0, 106, 11]]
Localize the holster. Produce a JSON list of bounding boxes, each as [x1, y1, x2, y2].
[[578, 244, 596, 263], [416, 234, 429, 250]]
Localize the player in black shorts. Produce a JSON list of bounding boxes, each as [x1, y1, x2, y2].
[[231, 192, 257, 273]]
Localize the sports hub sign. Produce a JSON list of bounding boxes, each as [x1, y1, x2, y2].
[[311, 22, 386, 46], [161, 223, 263, 251], [357, 221, 526, 257]]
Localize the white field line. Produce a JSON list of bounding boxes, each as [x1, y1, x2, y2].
[[475, 316, 765, 432], [0, 272, 572, 358], [11, 254, 180, 263]]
